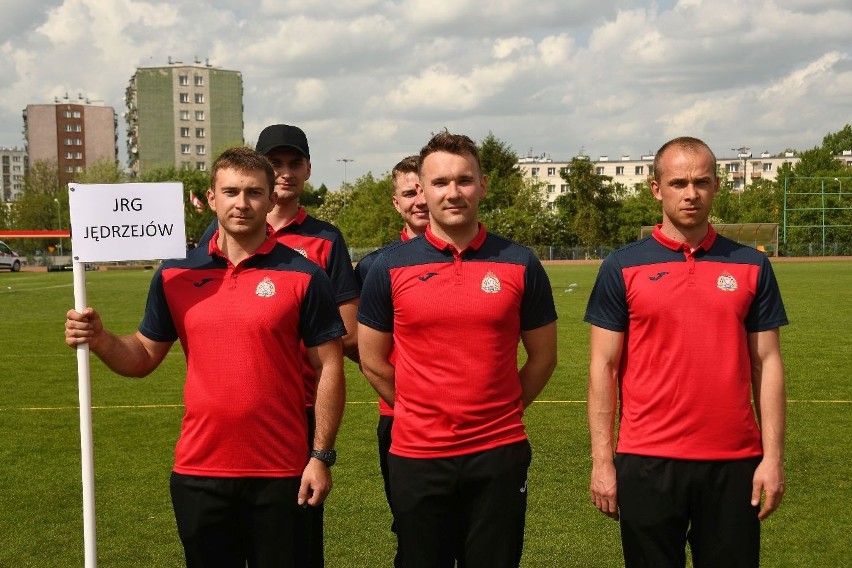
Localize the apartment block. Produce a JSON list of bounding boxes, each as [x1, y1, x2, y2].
[[126, 58, 244, 175], [519, 151, 807, 207], [0, 146, 28, 202], [23, 96, 117, 187]]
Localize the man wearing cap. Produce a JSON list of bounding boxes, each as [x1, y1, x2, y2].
[[200, 125, 358, 566]]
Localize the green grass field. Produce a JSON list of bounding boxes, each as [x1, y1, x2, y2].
[[1, 261, 850, 567]]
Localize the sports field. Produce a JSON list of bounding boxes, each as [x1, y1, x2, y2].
[[0, 261, 849, 567]]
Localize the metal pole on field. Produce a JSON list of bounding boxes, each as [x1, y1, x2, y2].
[[73, 261, 97, 568]]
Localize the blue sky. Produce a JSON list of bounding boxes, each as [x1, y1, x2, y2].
[[1, 0, 851, 187]]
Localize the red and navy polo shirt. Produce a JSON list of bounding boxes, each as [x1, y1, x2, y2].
[[358, 224, 558, 458], [139, 231, 346, 478], [584, 225, 788, 461], [200, 207, 358, 407], [354, 228, 412, 418]]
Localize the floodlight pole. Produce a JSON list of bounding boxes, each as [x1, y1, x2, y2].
[[337, 158, 354, 190]]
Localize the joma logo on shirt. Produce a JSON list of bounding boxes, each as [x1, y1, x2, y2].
[[648, 271, 670, 281], [418, 272, 438, 282], [193, 278, 213, 288]]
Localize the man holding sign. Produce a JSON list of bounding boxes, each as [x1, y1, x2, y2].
[[64, 146, 346, 567]]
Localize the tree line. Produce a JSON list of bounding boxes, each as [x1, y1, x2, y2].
[[3, 125, 851, 258]]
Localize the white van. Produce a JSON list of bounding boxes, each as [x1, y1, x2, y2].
[[0, 240, 22, 272]]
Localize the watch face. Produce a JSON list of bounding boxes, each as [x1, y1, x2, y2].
[[312, 449, 336, 466]]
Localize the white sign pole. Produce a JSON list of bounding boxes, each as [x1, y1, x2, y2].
[[68, 182, 186, 568], [73, 261, 97, 568]]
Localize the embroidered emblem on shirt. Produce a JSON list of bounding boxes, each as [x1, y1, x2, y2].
[[648, 271, 669, 281], [418, 272, 438, 282], [481, 271, 501, 294], [293, 247, 308, 259], [255, 276, 276, 298], [716, 272, 738, 292]]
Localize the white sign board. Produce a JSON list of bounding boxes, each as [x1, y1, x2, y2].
[[68, 183, 188, 262]]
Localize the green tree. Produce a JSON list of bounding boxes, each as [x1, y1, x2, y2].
[[482, 179, 563, 246], [137, 166, 216, 243], [792, 147, 844, 177], [615, 182, 660, 244], [317, 173, 398, 247], [300, 182, 327, 211], [822, 124, 852, 155], [478, 132, 523, 215], [555, 158, 622, 246], [9, 160, 66, 255], [74, 158, 128, 184]]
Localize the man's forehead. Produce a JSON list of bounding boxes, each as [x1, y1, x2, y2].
[[421, 151, 479, 174]]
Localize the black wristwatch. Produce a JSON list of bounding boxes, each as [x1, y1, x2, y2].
[[310, 448, 337, 467]]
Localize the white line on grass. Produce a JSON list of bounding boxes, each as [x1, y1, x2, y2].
[[4, 399, 849, 412]]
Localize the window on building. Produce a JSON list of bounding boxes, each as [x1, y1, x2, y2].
[[561, 184, 569, 193], [531, 167, 539, 177], [75, 166, 83, 172], [65, 152, 74, 159], [75, 152, 83, 159], [65, 138, 73, 145], [179, 74, 189, 86], [65, 165, 74, 172], [180, 110, 190, 120], [73, 111, 81, 118], [63, 111, 72, 118], [180, 127, 191, 137], [196, 145, 206, 155], [195, 110, 205, 120], [195, 93, 205, 104], [635, 166, 644, 175], [560, 167, 569, 175], [547, 185, 556, 193], [179, 93, 190, 103], [595, 167, 605, 175], [181, 144, 191, 154], [12, 156, 20, 162], [547, 167, 556, 176], [763, 163, 772, 172], [727, 163, 739, 173], [75, 139, 82, 145], [615, 166, 624, 175], [194, 75, 204, 86], [195, 128, 205, 138], [197, 162, 207, 171]]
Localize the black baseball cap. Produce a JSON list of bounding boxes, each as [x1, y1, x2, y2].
[[255, 124, 310, 160]]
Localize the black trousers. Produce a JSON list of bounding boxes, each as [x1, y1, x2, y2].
[[170, 473, 302, 568], [377, 414, 403, 567], [388, 440, 531, 568], [615, 454, 761, 568]]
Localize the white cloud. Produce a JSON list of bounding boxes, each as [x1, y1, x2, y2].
[[0, 0, 850, 185]]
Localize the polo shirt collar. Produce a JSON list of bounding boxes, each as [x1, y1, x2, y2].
[[276, 206, 308, 234], [208, 224, 279, 260], [424, 223, 487, 253], [652, 223, 717, 253]]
